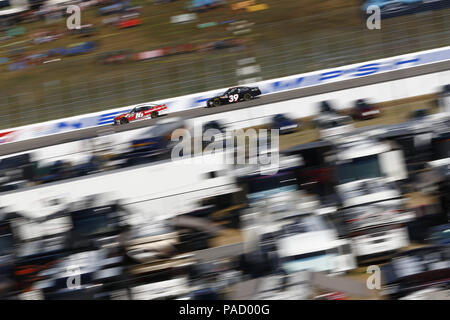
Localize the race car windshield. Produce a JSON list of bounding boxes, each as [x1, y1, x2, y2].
[[136, 106, 148, 112], [224, 88, 238, 95], [129, 107, 137, 114]]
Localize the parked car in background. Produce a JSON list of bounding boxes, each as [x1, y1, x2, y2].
[[319, 100, 338, 114], [98, 1, 129, 15], [409, 109, 429, 120], [363, 0, 450, 18], [315, 114, 354, 139], [352, 99, 380, 120], [312, 101, 355, 138], [185, 0, 225, 12], [118, 117, 186, 165], [271, 114, 300, 134], [361, 0, 423, 18], [117, 14, 142, 29], [427, 224, 450, 245]]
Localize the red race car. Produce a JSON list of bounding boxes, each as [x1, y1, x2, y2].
[[114, 104, 167, 125]]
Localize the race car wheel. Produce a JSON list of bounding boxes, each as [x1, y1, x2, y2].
[[213, 98, 221, 107], [120, 118, 128, 124], [151, 111, 159, 119], [243, 93, 252, 101]]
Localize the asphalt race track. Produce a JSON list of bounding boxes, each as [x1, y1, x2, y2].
[[0, 59, 449, 157]]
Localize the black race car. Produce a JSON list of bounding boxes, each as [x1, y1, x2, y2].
[[206, 86, 261, 108]]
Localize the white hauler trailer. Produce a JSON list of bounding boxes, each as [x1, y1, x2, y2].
[[337, 179, 414, 260], [332, 135, 408, 184], [331, 136, 414, 261], [241, 202, 357, 274]]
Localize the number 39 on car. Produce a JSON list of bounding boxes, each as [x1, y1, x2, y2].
[[206, 86, 262, 108]]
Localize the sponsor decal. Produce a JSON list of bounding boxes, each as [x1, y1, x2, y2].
[[97, 110, 130, 125], [0, 131, 16, 143]]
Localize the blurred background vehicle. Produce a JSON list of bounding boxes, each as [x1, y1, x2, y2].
[[361, 0, 424, 18], [317, 114, 355, 139], [312, 101, 352, 137], [115, 117, 186, 165], [427, 223, 450, 245], [319, 101, 339, 115], [361, 0, 450, 19], [352, 99, 380, 121], [409, 108, 430, 120], [271, 114, 300, 135]]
